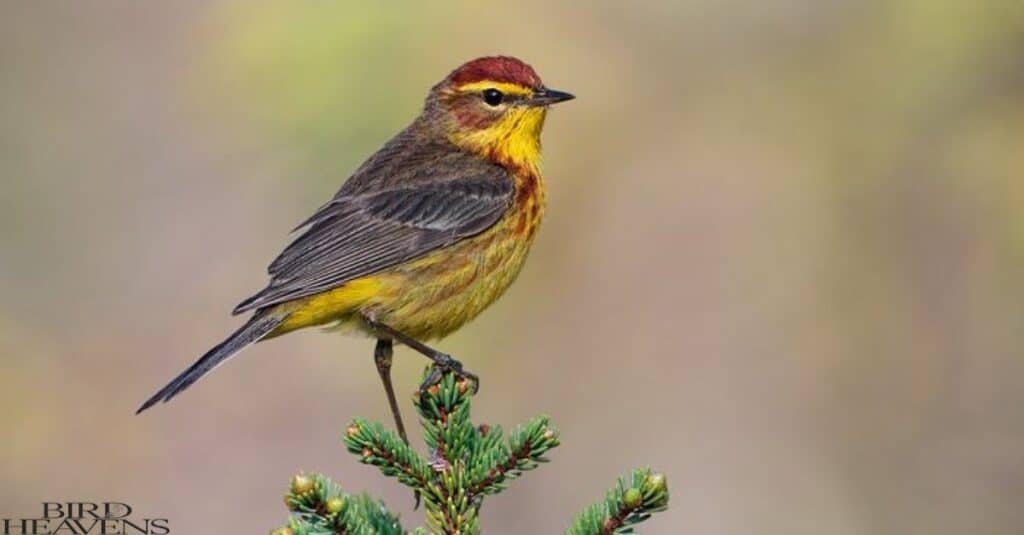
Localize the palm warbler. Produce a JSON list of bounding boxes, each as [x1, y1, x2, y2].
[[138, 56, 573, 440]]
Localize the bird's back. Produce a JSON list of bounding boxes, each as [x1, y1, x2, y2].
[[235, 122, 518, 316]]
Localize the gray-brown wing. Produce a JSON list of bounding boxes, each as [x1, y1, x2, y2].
[[232, 167, 513, 314]]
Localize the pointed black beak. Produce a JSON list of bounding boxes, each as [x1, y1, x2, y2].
[[528, 87, 575, 106]]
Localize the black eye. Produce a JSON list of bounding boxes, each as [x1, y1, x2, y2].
[[482, 88, 504, 106]]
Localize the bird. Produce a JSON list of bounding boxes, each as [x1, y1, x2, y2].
[[136, 56, 574, 441]]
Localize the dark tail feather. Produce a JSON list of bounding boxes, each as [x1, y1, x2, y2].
[[136, 312, 287, 414]]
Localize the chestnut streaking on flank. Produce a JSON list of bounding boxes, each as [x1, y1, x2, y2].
[[137, 56, 574, 441]]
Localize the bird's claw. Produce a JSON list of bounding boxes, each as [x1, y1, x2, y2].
[[419, 354, 480, 394]]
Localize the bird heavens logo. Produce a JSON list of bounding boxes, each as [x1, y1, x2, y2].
[[2, 503, 169, 534]]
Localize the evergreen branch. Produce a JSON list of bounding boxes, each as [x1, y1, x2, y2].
[[565, 469, 669, 535], [468, 416, 560, 497], [413, 370, 482, 534], [422, 463, 480, 535], [273, 368, 669, 534], [343, 418, 433, 490], [413, 371, 476, 463], [273, 473, 406, 535]]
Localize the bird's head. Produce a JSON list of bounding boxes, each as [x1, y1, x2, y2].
[[424, 56, 574, 168]]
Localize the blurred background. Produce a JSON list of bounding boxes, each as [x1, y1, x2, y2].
[[2, 1, 1023, 533]]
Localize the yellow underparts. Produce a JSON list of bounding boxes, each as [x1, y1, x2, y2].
[[267, 199, 543, 341], [268, 277, 382, 338]]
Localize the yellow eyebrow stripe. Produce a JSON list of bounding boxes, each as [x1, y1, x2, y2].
[[454, 81, 534, 97]]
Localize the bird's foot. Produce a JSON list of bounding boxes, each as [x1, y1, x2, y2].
[[419, 353, 480, 395]]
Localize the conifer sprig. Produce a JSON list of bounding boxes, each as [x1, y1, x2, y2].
[[273, 367, 669, 534], [274, 473, 405, 535], [344, 419, 432, 490], [564, 468, 669, 535]]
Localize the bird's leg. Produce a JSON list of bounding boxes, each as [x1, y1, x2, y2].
[[374, 338, 408, 444], [374, 338, 423, 510], [364, 317, 480, 394]]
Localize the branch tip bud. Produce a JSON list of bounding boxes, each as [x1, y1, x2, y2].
[[290, 474, 314, 495], [325, 496, 344, 515], [623, 488, 642, 508], [643, 472, 667, 493]]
